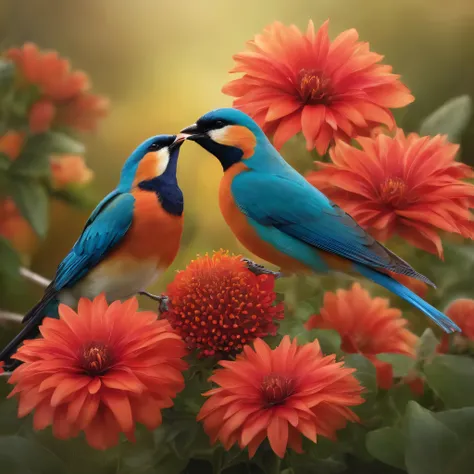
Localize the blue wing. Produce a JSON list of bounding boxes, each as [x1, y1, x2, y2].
[[54, 191, 135, 290], [231, 171, 433, 284]]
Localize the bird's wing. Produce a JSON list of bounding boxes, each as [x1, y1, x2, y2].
[[53, 191, 135, 290], [231, 171, 433, 284]]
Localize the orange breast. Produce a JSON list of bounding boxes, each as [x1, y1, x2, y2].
[[219, 163, 310, 273], [106, 189, 183, 269]]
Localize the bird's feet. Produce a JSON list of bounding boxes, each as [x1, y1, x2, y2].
[[139, 292, 170, 313], [242, 258, 282, 279]]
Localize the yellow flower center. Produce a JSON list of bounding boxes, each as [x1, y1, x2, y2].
[[80, 342, 114, 375], [380, 177, 408, 205], [298, 69, 331, 104], [261, 373, 295, 407]]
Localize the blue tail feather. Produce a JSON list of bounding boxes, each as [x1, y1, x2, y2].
[[0, 297, 59, 369], [355, 264, 461, 334]]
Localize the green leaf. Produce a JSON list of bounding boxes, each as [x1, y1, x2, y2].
[[343, 354, 377, 418], [424, 355, 474, 408], [0, 435, 69, 474], [311, 329, 342, 356], [416, 328, 439, 362], [9, 178, 49, 238], [344, 354, 377, 395], [434, 407, 474, 439], [0, 236, 20, 278], [404, 401, 474, 474], [419, 95, 472, 142], [47, 132, 85, 154], [366, 427, 405, 470], [0, 153, 12, 171], [377, 354, 416, 377], [0, 59, 15, 94]]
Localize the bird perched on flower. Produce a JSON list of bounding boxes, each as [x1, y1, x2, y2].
[[0, 134, 186, 369], [179, 108, 460, 333]]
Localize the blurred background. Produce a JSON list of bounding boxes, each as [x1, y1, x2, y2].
[[1, 0, 473, 311]]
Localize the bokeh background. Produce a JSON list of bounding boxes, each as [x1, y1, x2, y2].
[[1, 0, 473, 308]]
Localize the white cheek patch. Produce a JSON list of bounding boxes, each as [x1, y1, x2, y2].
[[156, 147, 170, 176], [209, 126, 231, 144]]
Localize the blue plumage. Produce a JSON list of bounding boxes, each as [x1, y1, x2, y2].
[[182, 107, 461, 334], [0, 134, 183, 369]]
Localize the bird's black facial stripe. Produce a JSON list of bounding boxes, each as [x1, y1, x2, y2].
[[147, 136, 177, 152], [197, 118, 232, 133]]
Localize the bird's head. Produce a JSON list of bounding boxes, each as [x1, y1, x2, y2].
[[179, 108, 268, 171], [119, 134, 185, 191]]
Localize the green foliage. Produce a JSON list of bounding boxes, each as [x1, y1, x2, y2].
[[419, 95, 472, 143], [424, 355, 474, 408]]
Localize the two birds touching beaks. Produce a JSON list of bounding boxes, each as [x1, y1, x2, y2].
[[0, 107, 462, 370]]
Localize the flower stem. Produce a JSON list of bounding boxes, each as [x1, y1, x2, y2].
[[0, 310, 23, 323], [20, 267, 50, 288]]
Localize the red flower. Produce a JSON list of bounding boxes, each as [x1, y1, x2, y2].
[[6, 43, 108, 132], [438, 299, 474, 353], [0, 131, 25, 160], [305, 283, 417, 390], [197, 336, 363, 458], [50, 155, 94, 189], [0, 198, 37, 254], [222, 20, 413, 154], [307, 130, 474, 258], [8, 295, 188, 450], [162, 251, 284, 358], [28, 99, 56, 133]]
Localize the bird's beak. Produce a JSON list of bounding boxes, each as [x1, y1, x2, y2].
[[179, 123, 206, 141], [169, 134, 187, 151]]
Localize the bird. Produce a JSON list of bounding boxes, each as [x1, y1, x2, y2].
[[179, 107, 461, 334], [0, 134, 186, 369]]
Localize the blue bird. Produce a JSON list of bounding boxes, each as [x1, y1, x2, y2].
[[180, 108, 461, 334], [0, 134, 186, 369]]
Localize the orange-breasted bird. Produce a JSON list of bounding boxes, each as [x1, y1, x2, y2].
[[180, 108, 460, 334], [0, 134, 185, 369]]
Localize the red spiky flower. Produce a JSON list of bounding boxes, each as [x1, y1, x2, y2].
[[8, 295, 188, 450], [223, 20, 413, 154], [197, 336, 363, 458], [162, 251, 284, 358]]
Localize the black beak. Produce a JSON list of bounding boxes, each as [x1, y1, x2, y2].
[[169, 134, 186, 151], [179, 123, 207, 141]]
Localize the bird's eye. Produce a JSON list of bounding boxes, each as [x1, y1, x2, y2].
[[148, 143, 160, 151], [215, 120, 225, 128]]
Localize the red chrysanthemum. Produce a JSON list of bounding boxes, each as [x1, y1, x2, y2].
[[162, 251, 284, 358], [307, 130, 474, 258], [8, 295, 188, 450], [438, 299, 474, 353], [5, 43, 108, 133], [222, 20, 413, 154], [305, 283, 417, 390], [197, 336, 363, 458]]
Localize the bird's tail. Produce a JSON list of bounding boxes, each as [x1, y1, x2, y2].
[[0, 296, 59, 370], [355, 264, 461, 334]]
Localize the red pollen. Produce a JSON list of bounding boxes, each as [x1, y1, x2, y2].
[[261, 373, 296, 407]]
